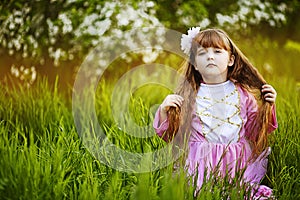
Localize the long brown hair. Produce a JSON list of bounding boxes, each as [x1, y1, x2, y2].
[[165, 28, 272, 158]]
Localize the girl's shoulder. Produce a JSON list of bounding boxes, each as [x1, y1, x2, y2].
[[234, 83, 258, 106], [235, 83, 248, 95]]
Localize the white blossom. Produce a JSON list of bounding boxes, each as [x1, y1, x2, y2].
[[142, 49, 160, 63], [199, 18, 210, 28], [180, 27, 200, 55], [59, 13, 73, 34]]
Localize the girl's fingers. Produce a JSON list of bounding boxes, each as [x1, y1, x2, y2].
[[170, 98, 184, 107], [169, 95, 184, 104], [262, 84, 276, 94], [264, 93, 274, 98], [265, 97, 275, 103], [161, 94, 184, 112], [172, 95, 184, 102], [262, 86, 277, 103], [264, 93, 275, 101], [262, 88, 276, 95]]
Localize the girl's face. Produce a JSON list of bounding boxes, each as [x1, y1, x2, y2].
[[194, 46, 234, 84]]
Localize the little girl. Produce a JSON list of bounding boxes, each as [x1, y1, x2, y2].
[[153, 28, 278, 198]]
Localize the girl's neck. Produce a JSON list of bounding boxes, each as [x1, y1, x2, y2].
[[201, 78, 229, 85], [201, 74, 228, 85]]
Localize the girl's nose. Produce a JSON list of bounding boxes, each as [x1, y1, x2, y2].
[[207, 52, 214, 60]]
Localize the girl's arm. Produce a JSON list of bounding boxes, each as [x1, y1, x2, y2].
[[153, 107, 170, 141], [153, 94, 184, 141], [245, 85, 278, 141], [158, 94, 184, 123]]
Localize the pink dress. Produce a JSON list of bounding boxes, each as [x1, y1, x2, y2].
[[153, 80, 278, 199]]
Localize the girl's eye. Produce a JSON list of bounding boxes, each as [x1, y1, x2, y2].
[[198, 51, 205, 55], [215, 49, 222, 53]]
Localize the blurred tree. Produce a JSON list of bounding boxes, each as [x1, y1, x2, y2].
[[0, 0, 298, 86], [153, 0, 290, 35], [250, 0, 300, 43], [0, 0, 162, 86]]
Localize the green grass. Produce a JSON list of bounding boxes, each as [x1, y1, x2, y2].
[[1, 39, 300, 199], [0, 73, 299, 199]]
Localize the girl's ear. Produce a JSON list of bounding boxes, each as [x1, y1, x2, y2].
[[228, 54, 235, 67]]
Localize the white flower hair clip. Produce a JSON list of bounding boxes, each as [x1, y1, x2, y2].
[[180, 27, 201, 55]]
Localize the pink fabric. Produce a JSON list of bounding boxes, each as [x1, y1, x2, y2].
[[252, 185, 273, 199], [153, 84, 278, 197]]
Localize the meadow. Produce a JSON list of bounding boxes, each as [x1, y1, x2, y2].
[[0, 37, 299, 199]]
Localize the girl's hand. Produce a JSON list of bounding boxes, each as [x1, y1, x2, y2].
[[158, 94, 184, 122], [262, 84, 277, 103], [160, 94, 184, 113]]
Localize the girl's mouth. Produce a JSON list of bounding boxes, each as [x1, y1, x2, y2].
[[206, 64, 217, 67]]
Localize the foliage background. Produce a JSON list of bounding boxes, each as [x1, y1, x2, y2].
[[1, 0, 300, 86]]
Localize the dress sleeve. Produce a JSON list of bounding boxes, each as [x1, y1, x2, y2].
[[268, 104, 278, 133], [153, 106, 170, 142]]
